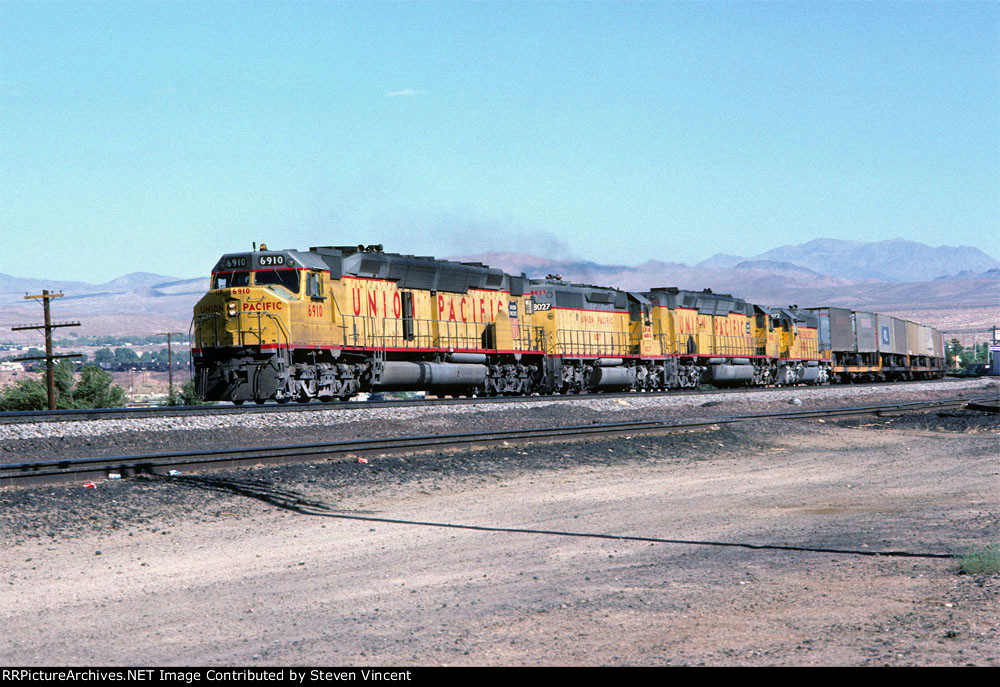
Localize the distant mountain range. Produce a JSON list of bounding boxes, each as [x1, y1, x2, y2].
[[0, 272, 206, 300], [0, 238, 996, 343], [453, 239, 998, 304], [0, 273, 208, 343], [696, 238, 998, 282]]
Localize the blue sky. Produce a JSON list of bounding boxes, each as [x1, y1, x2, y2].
[[2, 1, 997, 282]]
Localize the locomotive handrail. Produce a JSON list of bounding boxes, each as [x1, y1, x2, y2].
[[674, 335, 698, 355], [188, 315, 204, 379], [434, 317, 483, 350], [532, 326, 547, 353], [338, 315, 539, 352], [555, 328, 632, 357], [257, 311, 291, 367], [341, 315, 439, 350], [227, 309, 292, 372], [708, 333, 757, 357], [192, 313, 221, 350]]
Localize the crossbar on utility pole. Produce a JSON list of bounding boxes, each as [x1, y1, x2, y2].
[[12, 290, 81, 410], [157, 332, 182, 403]]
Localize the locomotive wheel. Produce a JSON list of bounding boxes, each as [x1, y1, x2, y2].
[[233, 400, 244, 406]]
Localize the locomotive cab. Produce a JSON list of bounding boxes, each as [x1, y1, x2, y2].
[[192, 247, 329, 404], [195, 249, 303, 349]]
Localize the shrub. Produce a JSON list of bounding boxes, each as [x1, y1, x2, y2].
[[178, 379, 206, 405], [0, 363, 125, 410], [959, 544, 1000, 575]]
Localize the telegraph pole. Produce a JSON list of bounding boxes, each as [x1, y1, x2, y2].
[[157, 331, 182, 403], [11, 290, 81, 410]]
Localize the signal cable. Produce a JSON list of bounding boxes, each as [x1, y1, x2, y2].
[[152, 474, 958, 561]]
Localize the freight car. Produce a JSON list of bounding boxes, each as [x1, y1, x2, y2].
[[806, 307, 945, 382], [191, 244, 943, 404]]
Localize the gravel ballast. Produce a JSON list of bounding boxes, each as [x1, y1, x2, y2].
[[1, 378, 994, 465]]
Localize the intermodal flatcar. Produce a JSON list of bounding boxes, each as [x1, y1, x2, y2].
[[806, 307, 945, 382]]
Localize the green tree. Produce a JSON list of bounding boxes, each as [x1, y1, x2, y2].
[[94, 348, 115, 364], [0, 376, 47, 410], [74, 365, 126, 408], [0, 363, 126, 410], [114, 347, 140, 364]]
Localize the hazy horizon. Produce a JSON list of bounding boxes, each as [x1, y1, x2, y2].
[[0, 235, 997, 287]]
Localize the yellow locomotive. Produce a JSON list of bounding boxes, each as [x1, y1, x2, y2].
[[191, 244, 939, 404]]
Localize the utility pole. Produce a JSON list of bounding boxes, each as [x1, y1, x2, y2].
[[157, 332, 182, 403], [11, 290, 81, 410]]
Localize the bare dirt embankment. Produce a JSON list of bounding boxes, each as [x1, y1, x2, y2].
[[1, 400, 997, 666]]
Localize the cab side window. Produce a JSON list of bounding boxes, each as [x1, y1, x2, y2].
[[306, 272, 324, 298], [214, 272, 250, 289]]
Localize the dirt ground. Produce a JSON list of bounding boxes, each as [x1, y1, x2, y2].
[[1, 413, 997, 666]]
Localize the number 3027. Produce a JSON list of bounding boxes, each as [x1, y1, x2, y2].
[[308, 303, 324, 318]]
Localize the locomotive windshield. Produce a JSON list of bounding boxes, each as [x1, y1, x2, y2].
[[213, 271, 250, 289], [254, 269, 300, 294]]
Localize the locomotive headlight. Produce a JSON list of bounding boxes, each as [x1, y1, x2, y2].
[[227, 300, 238, 317]]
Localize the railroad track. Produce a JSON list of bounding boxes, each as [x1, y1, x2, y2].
[[2, 396, 992, 488], [0, 376, 966, 425]]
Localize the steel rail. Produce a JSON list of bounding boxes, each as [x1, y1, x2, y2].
[[2, 396, 990, 488], [0, 377, 964, 425]]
